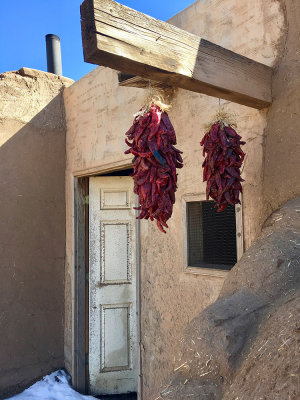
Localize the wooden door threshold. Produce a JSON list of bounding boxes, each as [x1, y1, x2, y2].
[[95, 393, 137, 400]]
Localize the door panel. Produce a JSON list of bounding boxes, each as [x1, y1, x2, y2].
[[89, 176, 137, 395], [100, 303, 130, 370], [101, 222, 131, 283]]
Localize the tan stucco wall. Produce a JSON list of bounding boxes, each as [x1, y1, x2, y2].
[[63, 68, 144, 376], [64, 0, 287, 398], [263, 0, 300, 217], [0, 68, 73, 397]]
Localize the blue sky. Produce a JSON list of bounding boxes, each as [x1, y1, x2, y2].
[[0, 0, 195, 81]]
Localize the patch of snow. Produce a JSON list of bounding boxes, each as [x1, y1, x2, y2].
[[6, 370, 98, 400]]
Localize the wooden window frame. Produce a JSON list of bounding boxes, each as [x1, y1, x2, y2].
[[182, 193, 244, 278]]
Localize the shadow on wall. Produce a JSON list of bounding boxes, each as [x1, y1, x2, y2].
[[0, 92, 66, 399]]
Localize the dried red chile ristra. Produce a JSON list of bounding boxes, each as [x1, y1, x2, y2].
[[200, 121, 245, 212], [125, 103, 183, 233]]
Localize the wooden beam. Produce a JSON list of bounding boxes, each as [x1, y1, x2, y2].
[[81, 0, 272, 109]]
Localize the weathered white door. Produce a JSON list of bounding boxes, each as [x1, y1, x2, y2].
[[89, 176, 138, 395]]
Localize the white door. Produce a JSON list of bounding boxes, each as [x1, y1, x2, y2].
[[89, 176, 138, 395]]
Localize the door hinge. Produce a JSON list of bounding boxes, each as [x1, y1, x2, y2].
[[85, 354, 89, 365], [85, 272, 89, 282], [85, 195, 89, 204]]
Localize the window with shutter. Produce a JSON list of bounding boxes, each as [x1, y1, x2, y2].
[[186, 201, 237, 270]]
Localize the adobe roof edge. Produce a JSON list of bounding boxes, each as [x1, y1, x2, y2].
[[0, 67, 74, 86]]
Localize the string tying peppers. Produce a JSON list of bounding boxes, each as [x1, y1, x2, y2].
[[200, 117, 245, 211], [124, 102, 183, 233]]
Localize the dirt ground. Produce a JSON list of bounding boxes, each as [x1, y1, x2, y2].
[[223, 293, 299, 400]]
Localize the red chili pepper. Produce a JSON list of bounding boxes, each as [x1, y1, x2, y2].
[[124, 104, 183, 232], [200, 121, 245, 211]]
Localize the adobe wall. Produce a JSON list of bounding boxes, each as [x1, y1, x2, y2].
[[63, 0, 287, 398], [262, 0, 300, 218], [0, 68, 73, 398], [63, 67, 144, 376]]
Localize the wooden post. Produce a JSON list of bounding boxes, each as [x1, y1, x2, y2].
[[81, 0, 272, 109]]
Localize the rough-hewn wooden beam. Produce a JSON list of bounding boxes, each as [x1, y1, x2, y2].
[[81, 0, 272, 109]]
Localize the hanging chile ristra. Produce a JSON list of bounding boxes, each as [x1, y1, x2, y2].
[[124, 102, 183, 233], [200, 119, 245, 211]]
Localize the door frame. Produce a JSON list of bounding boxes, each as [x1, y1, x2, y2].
[[72, 161, 142, 398], [73, 176, 89, 393]]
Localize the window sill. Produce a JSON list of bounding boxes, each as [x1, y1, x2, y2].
[[184, 266, 229, 278]]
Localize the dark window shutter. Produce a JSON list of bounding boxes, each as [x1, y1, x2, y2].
[[187, 201, 237, 270]]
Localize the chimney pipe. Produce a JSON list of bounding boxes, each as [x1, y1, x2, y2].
[[45, 34, 62, 75]]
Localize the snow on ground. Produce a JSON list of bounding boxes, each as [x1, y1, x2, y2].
[[6, 370, 98, 400]]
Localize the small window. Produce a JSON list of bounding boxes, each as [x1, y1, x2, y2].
[[187, 201, 237, 270]]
